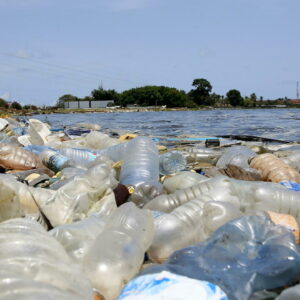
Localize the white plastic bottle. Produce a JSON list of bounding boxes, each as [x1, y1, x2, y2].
[[82, 202, 154, 300]]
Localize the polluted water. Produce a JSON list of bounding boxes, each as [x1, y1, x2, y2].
[[2, 116, 300, 299]]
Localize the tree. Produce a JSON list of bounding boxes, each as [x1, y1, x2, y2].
[[189, 78, 212, 105], [120, 86, 188, 108], [11, 101, 22, 110], [0, 98, 8, 108], [226, 89, 244, 106], [91, 87, 119, 102], [56, 94, 78, 108], [23, 105, 38, 110]]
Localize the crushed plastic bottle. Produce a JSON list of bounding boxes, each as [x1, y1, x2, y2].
[[140, 215, 300, 300], [159, 151, 187, 175], [82, 202, 154, 300], [216, 145, 257, 169]]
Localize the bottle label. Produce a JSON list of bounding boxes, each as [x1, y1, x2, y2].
[[48, 154, 69, 172], [118, 271, 228, 300]]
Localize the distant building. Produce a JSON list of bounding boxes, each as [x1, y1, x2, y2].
[[289, 99, 300, 104], [64, 100, 114, 109]]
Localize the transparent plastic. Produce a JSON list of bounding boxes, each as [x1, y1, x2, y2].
[[0, 143, 43, 170], [250, 153, 300, 183], [159, 151, 187, 175], [163, 171, 208, 193], [148, 200, 241, 263], [216, 145, 256, 169], [119, 137, 158, 185], [30, 163, 117, 226], [28, 118, 51, 145], [183, 147, 223, 165], [0, 218, 93, 300], [59, 148, 99, 167], [50, 215, 108, 262], [144, 176, 239, 212], [82, 202, 154, 300], [85, 131, 121, 149], [282, 151, 300, 172], [142, 215, 300, 300]]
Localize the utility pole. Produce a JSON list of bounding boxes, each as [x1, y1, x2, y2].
[[297, 81, 299, 100]]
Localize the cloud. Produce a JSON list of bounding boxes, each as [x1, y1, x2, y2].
[[108, 0, 149, 11]]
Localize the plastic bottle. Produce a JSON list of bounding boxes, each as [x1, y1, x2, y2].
[[183, 146, 223, 165], [50, 214, 109, 262], [139, 215, 300, 300], [40, 150, 73, 172], [33, 163, 118, 226], [163, 171, 208, 193], [85, 131, 121, 149], [119, 137, 159, 185], [282, 151, 300, 172], [0, 143, 43, 170], [144, 176, 239, 212], [250, 153, 300, 183], [59, 147, 99, 167], [82, 202, 154, 300], [216, 145, 256, 169], [0, 218, 93, 300], [148, 200, 241, 263], [159, 151, 187, 175]]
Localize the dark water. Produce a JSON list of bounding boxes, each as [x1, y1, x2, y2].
[[30, 109, 300, 142]]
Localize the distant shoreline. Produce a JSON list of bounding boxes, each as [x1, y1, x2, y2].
[[1, 105, 300, 118]]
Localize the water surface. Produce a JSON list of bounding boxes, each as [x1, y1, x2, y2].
[[30, 109, 300, 142]]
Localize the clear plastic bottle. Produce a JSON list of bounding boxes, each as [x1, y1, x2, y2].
[[144, 176, 239, 212], [163, 171, 208, 193], [40, 150, 73, 172], [216, 146, 256, 169], [148, 200, 241, 263], [82, 202, 154, 300], [282, 151, 300, 172], [250, 153, 300, 183], [85, 131, 121, 149], [183, 147, 223, 165], [50, 214, 108, 262], [0, 218, 93, 300], [59, 148, 99, 167], [0, 143, 43, 170], [120, 137, 159, 185], [139, 215, 300, 300], [159, 151, 187, 175]]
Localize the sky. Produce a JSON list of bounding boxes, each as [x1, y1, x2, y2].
[[0, 0, 299, 106]]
